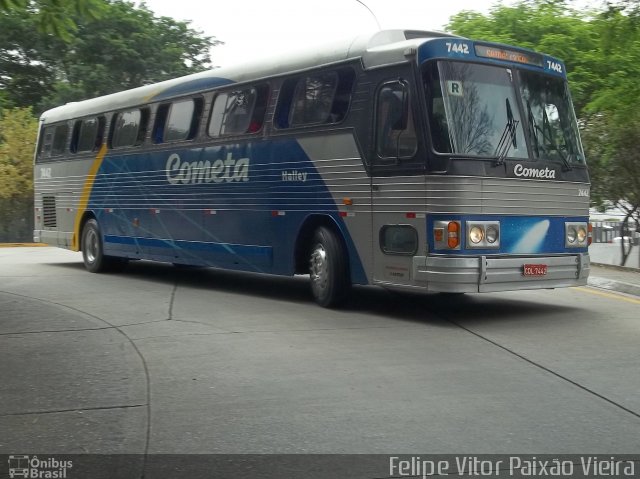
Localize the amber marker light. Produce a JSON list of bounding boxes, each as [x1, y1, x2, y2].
[[342, 198, 353, 206], [447, 221, 460, 249]]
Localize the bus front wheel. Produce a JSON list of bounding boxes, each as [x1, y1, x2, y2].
[[81, 219, 126, 273], [309, 227, 349, 307]]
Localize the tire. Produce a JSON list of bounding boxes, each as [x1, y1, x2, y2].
[[308, 226, 350, 307], [81, 218, 127, 273]]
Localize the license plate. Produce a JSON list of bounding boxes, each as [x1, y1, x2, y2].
[[523, 264, 547, 276]]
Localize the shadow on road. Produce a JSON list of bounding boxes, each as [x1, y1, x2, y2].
[[45, 259, 581, 326]]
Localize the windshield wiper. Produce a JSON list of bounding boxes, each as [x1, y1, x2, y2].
[[526, 100, 541, 157], [541, 105, 572, 171], [494, 98, 519, 166]]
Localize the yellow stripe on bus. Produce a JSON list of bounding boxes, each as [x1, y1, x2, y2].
[[71, 143, 108, 251]]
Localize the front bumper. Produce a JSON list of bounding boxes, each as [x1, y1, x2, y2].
[[413, 253, 590, 293]]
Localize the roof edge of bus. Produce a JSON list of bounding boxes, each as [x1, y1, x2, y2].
[[38, 29, 464, 123]]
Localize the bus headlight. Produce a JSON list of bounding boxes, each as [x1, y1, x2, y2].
[[469, 226, 484, 244], [465, 221, 500, 249], [486, 226, 499, 244], [565, 222, 588, 247]]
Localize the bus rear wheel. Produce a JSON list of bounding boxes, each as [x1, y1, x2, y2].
[[309, 227, 350, 307], [81, 218, 127, 273]]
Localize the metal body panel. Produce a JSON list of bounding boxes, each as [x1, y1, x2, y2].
[[424, 176, 589, 216]]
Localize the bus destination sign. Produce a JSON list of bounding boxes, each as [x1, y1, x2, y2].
[[475, 44, 544, 67]]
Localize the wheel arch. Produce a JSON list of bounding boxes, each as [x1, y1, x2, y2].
[[293, 214, 350, 276], [77, 210, 97, 251]]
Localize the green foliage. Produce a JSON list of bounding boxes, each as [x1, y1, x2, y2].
[[0, 107, 38, 242], [0, 0, 105, 41], [0, 0, 220, 112], [448, 0, 640, 248], [0, 107, 37, 199], [448, 0, 601, 116]]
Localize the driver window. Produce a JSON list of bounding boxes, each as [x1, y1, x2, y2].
[[375, 81, 417, 160]]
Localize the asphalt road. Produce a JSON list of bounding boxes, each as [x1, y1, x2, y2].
[[1, 247, 640, 473]]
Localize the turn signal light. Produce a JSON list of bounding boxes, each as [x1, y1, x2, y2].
[[447, 221, 460, 249]]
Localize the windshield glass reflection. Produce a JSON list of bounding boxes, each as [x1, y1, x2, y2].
[[425, 61, 528, 159], [518, 70, 585, 165]]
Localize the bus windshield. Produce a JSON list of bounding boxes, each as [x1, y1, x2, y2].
[[426, 61, 528, 159], [425, 61, 584, 165], [518, 70, 585, 165]]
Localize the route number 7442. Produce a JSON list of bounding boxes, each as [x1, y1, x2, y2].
[[446, 42, 470, 54]]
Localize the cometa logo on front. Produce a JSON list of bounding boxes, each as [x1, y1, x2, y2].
[[513, 164, 557, 179]]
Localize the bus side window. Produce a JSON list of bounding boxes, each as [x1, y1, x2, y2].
[[153, 104, 170, 144], [330, 68, 355, 123], [274, 79, 296, 129], [290, 72, 338, 126], [38, 126, 55, 160], [274, 68, 353, 129], [209, 85, 267, 137], [71, 117, 105, 153], [375, 81, 417, 159], [51, 123, 69, 156], [111, 108, 149, 148]]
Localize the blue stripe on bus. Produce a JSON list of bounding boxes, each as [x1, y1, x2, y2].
[[88, 137, 369, 284], [104, 235, 272, 258], [104, 234, 273, 272]]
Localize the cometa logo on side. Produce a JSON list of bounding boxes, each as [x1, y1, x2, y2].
[[166, 153, 250, 184]]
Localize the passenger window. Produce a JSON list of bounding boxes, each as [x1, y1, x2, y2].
[[166, 100, 195, 142], [290, 72, 338, 126], [51, 124, 69, 156], [39, 126, 55, 159], [275, 68, 354, 129], [209, 86, 268, 137], [111, 109, 148, 148], [154, 99, 202, 143], [72, 117, 105, 153], [376, 81, 417, 159]]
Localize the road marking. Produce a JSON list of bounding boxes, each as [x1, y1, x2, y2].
[[575, 286, 640, 305]]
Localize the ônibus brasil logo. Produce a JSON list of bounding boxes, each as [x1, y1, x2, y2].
[[8, 455, 73, 478], [513, 163, 557, 179], [165, 153, 250, 185]]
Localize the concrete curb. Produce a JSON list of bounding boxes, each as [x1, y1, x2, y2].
[[587, 276, 640, 297], [590, 262, 640, 273], [588, 262, 640, 297], [0, 243, 48, 248]]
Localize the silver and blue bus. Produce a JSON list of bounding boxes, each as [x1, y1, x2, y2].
[[33, 29, 590, 307]]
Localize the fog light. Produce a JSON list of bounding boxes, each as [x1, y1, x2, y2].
[[577, 227, 587, 243], [469, 226, 484, 244], [567, 226, 577, 244], [486, 226, 499, 244]]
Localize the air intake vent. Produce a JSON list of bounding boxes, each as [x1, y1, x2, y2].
[[42, 196, 57, 228]]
